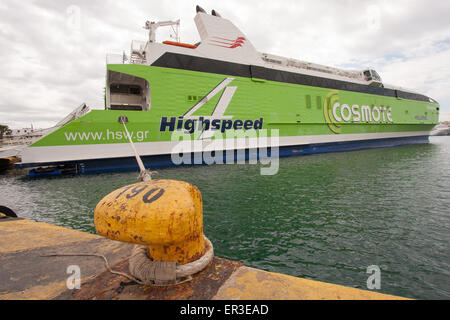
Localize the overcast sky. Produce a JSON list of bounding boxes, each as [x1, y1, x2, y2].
[[1, 0, 450, 129]]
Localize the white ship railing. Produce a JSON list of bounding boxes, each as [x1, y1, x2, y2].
[[106, 40, 148, 65]]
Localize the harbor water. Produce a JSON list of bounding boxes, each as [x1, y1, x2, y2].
[[1, 136, 449, 299]]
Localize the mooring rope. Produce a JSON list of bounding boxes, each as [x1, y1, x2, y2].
[[128, 237, 214, 286], [40, 253, 146, 285], [40, 237, 213, 287]]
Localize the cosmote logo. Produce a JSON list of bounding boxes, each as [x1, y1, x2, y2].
[[323, 90, 393, 134], [209, 36, 246, 49]]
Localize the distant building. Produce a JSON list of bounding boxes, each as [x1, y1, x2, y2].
[[5, 127, 42, 138]]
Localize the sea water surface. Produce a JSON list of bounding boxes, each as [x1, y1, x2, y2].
[[1, 136, 449, 299]]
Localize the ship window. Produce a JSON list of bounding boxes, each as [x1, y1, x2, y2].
[[110, 84, 127, 94], [188, 95, 201, 102], [110, 105, 143, 111], [305, 95, 312, 108], [129, 86, 141, 95], [110, 84, 142, 95], [316, 96, 322, 109]]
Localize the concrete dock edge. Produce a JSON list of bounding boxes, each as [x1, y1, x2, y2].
[[0, 218, 409, 300]]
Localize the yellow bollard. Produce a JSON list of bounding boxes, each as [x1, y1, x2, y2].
[[94, 179, 205, 265]]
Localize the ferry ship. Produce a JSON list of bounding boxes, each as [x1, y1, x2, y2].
[[16, 6, 440, 174]]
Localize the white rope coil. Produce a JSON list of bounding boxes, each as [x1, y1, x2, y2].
[[129, 236, 214, 286]]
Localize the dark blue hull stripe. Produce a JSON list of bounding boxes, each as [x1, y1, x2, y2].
[[17, 135, 430, 177]]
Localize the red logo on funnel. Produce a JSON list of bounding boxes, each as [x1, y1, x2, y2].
[[210, 36, 246, 49]]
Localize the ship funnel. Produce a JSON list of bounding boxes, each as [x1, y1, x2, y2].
[[211, 10, 221, 17], [193, 6, 260, 63], [196, 5, 206, 14]]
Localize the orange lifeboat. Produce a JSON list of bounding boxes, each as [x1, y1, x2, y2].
[[162, 41, 197, 49]]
